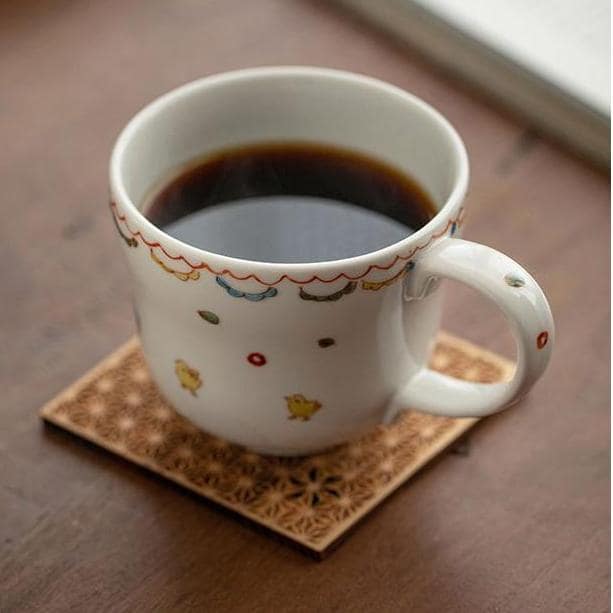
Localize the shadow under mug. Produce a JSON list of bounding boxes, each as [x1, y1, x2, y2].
[[110, 67, 554, 456]]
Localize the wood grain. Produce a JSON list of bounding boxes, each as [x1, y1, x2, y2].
[[0, 1, 609, 611]]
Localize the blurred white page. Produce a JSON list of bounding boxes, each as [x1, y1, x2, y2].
[[414, 0, 610, 117], [334, 0, 610, 164]]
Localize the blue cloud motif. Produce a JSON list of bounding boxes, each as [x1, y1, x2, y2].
[[215, 276, 278, 301]]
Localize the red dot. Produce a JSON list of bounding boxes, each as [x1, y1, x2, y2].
[[536, 331, 548, 350], [247, 352, 267, 366]]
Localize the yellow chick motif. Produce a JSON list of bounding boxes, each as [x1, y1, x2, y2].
[[174, 359, 202, 396], [285, 394, 322, 422]]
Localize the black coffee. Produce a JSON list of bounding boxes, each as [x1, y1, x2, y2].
[[143, 143, 437, 263]]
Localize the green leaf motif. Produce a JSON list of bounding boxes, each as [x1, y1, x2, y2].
[[198, 310, 220, 325]]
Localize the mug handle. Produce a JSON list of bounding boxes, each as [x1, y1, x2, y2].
[[393, 238, 554, 417]]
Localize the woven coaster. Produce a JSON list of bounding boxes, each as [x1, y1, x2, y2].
[[41, 333, 513, 557]]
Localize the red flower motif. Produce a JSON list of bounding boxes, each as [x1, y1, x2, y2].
[[536, 331, 549, 350], [247, 352, 267, 367]]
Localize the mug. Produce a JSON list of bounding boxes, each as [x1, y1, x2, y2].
[[109, 67, 554, 456]]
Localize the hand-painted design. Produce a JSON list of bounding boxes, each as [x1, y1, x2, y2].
[[111, 200, 464, 285], [198, 310, 220, 325], [285, 394, 322, 421], [174, 359, 202, 396], [299, 282, 356, 302], [505, 274, 525, 288], [216, 276, 278, 301], [286, 468, 342, 507], [151, 249, 200, 281], [112, 211, 138, 248], [317, 338, 336, 348], [450, 221, 458, 236], [247, 352, 267, 367], [536, 331, 549, 350], [361, 262, 413, 291]]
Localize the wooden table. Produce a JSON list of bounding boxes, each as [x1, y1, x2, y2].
[[1, 1, 609, 611]]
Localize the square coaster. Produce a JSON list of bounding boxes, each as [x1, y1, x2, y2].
[[41, 333, 513, 557]]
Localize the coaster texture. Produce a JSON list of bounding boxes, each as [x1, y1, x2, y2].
[[41, 333, 513, 557]]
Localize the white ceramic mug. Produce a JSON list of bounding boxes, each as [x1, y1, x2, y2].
[[110, 67, 554, 456]]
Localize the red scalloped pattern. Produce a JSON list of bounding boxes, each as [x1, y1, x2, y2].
[[110, 201, 465, 285]]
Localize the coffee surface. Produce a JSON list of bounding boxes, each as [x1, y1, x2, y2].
[[143, 143, 437, 263]]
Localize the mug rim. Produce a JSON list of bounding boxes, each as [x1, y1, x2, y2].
[[109, 66, 469, 275]]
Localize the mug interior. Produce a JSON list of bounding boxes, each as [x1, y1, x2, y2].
[[112, 67, 467, 264]]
